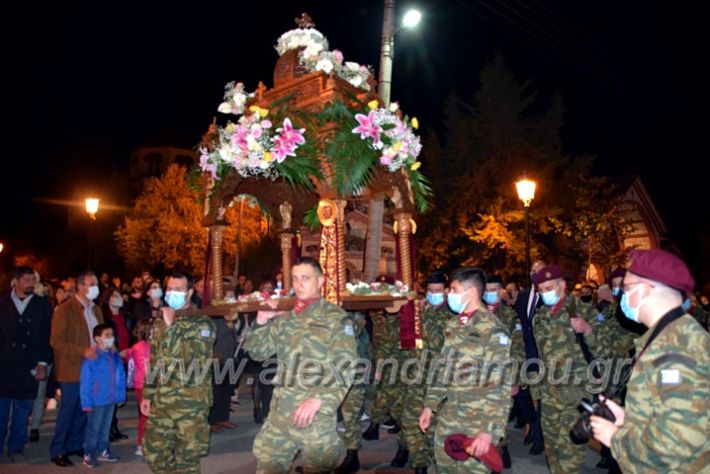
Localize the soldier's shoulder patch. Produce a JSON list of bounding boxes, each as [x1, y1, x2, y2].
[[660, 369, 681, 385], [652, 353, 696, 369], [515, 323, 522, 332], [499, 334, 510, 346], [344, 325, 355, 337], [200, 328, 212, 338]]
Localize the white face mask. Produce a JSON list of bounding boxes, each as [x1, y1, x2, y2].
[[102, 337, 115, 349], [110, 297, 123, 308], [86, 285, 100, 301]]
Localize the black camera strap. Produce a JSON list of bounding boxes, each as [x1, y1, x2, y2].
[[631, 306, 686, 370], [600, 306, 686, 401]]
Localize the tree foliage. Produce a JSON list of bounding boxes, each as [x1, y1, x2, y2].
[[115, 165, 266, 275], [417, 52, 628, 281]]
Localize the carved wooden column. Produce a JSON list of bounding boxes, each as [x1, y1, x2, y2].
[[335, 200, 348, 292], [394, 212, 413, 288], [279, 233, 293, 293], [209, 224, 226, 301]]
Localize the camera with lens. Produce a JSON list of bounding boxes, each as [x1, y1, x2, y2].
[[569, 396, 617, 444]]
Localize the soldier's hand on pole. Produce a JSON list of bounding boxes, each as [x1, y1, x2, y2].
[[161, 307, 176, 327], [598, 396, 625, 426], [292, 398, 322, 428], [256, 300, 283, 325], [419, 407, 432, 432], [140, 399, 151, 417], [570, 317, 592, 335], [465, 432, 492, 458], [34, 364, 47, 381]]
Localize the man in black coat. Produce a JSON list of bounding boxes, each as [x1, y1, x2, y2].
[[0, 266, 52, 461], [513, 260, 546, 455]]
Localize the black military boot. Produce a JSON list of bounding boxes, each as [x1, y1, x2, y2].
[[362, 422, 379, 440], [414, 467, 428, 474], [501, 445, 512, 468], [335, 449, 360, 474], [390, 445, 409, 467]]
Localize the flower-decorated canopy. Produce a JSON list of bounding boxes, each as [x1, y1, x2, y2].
[[199, 14, 431, 228]]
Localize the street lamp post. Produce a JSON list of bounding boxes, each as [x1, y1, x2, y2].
[[85, 198, 100, 269], [516, 177, 536, 285], [364, 1, 422, 281]]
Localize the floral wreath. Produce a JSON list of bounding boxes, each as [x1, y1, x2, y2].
[[275, 27, 373, 91]]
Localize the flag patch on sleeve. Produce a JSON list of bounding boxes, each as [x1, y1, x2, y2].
[[661, 369, 680, 385]]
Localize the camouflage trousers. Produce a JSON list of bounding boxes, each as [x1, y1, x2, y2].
[[143, 403, 210, 474], [370, 352, 406, 446], [400, 382, 435, 468], [540, 390, 586, 474], [340, 385, 365, 450], [433, 405, 492, 474], [253, 404, 343, 473]]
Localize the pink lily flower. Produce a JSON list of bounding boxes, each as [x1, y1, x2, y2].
[[352, 110, 382, 147]]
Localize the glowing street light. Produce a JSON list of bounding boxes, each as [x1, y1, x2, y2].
[[402, 9, 422, 28], [85, 198, 100, 220], [516, 176, 537, 283]]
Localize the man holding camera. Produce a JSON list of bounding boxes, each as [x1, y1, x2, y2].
[[590, 249, 710, 473]]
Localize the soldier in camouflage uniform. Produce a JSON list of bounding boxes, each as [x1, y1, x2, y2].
[[483, 275, 525, 469], [245, 258, 357, 474], [399, 271, 452, 474], [590, 249, 710, 473], [684, 292, 709, 330], [532, 265, 606, 474], [419, 267, 512, 473], [141, 270, 216, 474], [335, 311, 369, 474], [362, 309, 410, 466]]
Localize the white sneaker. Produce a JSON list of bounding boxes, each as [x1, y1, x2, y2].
[[359, 412, 371, 422], [135, 446, 143, 456], [336, 423, 345, 433]]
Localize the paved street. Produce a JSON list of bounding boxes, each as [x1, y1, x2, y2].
[[0, 388, 605, 473]]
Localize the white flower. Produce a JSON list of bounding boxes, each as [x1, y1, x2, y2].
[[345, 61, 360, 71], [315, 58, 334, 73], [389, 102, 400, 113], [218, 102, 232, 114], [349, 76, 362, 87]]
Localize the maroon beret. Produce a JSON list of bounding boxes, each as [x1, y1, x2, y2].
[[608, 268, 626, 282], [532, 264, 564, 285], [627, 249, 694, 292], [443, 434, 504, 472]]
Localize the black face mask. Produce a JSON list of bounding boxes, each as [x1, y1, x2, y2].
[[580, 295, 593, 304], [23, 287, 34, 296]]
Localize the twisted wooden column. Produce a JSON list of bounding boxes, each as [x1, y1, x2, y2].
[[280, 232, 293, 293], [395, 212, 413, 288], [209, 224, 225, 301]]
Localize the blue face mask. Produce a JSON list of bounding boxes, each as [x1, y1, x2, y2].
[[165, 291, 187, 310], [483, 291, 499, 305], [681, 299, 691, 312], [612, 287, 621, 297], [447, 291, 467, 314], [426, 292, 445, 307], [541, 288, 561, 306], [619, 292, 640, 322]]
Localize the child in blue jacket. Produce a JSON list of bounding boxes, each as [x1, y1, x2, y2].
[[80, 323, 126, 467]]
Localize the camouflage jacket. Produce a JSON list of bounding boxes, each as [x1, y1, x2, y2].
[[421, 302, 453, 353], [143, 315, 216, 407], [491, 303, 526, 381], [372, 310, 400, 361], [611, 315, 710, 473], [244, 298, 357, 418], [425, 308, 512, 441], [532, 296, 605, 399], [596, 302, 637, 358]]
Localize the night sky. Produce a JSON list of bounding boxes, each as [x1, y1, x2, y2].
[[2, 1, 708, 277]]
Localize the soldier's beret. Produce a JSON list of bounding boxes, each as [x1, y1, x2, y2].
[[627, 249, 694, 292], [532, 264, 563, 285], [444, 434, 504, 472]]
